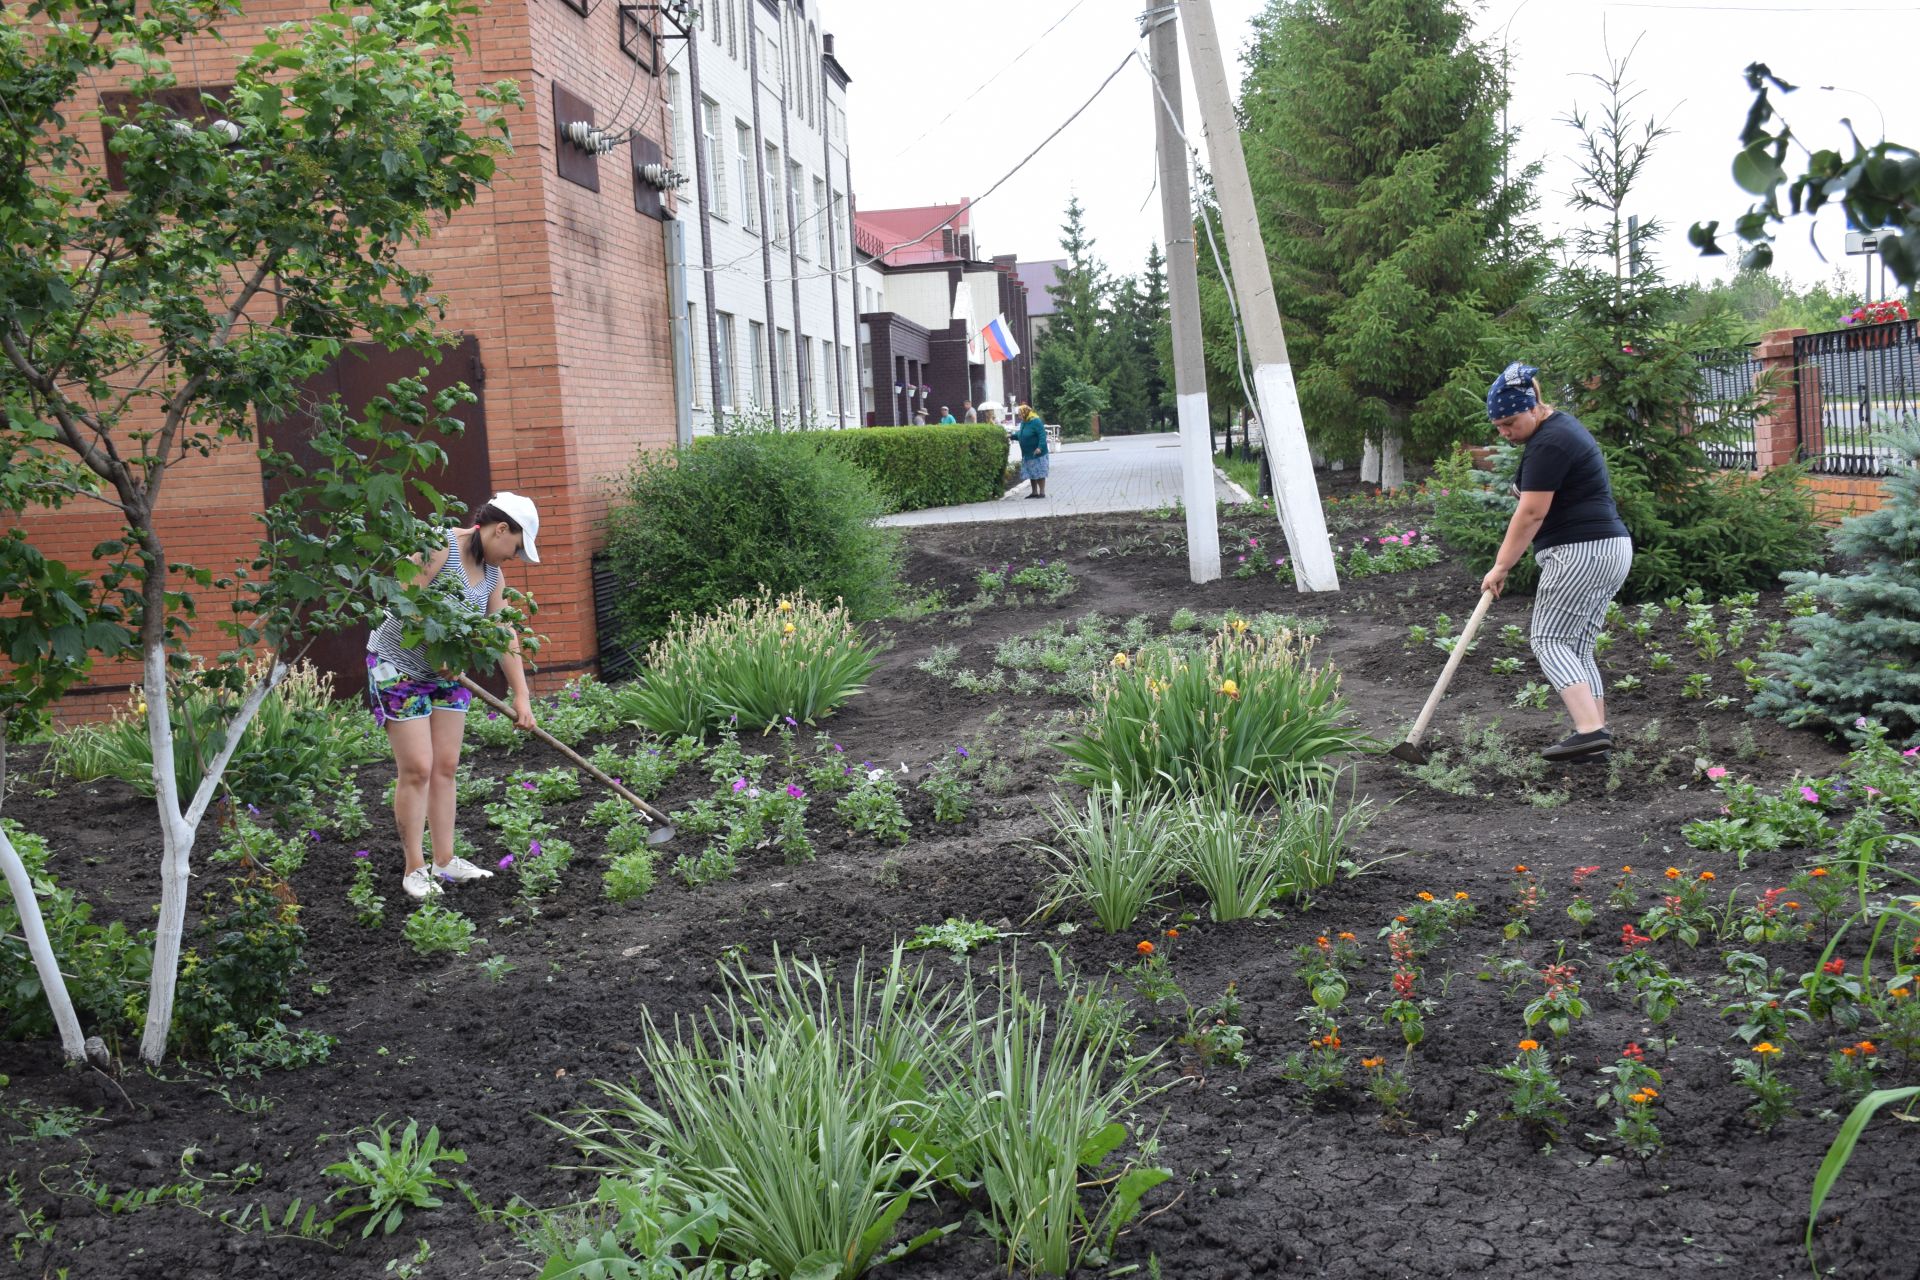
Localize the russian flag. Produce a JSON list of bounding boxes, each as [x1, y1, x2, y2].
[[980, 314, 1021, 363]]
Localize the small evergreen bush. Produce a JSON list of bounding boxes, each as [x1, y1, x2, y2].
[[604, 434, 902, 653], [1753, 423, 1920, 739]]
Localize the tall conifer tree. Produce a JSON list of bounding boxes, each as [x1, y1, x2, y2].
[[1235, 0, 1540, 486]]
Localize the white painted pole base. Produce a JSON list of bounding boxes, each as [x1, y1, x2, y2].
[[1178, 392, 1222, 583], [1252, 361, 1340, 591], [1379, 428, 1407, 492]]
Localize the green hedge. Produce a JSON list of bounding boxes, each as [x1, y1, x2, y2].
[[815, 425, 1009, 510]]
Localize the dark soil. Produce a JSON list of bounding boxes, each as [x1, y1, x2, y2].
[[2, 494, 1911, 1280]]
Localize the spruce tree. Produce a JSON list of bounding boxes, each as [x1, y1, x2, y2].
[[1033, 196, 1112, 431], [1140, 243, 1174, 430], [1753, 423, 1920, 739], [1233, 0, 1541, 486]]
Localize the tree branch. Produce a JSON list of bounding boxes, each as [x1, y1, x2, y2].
[[150, 253, 282, 501], [0, 322, 134, 499]]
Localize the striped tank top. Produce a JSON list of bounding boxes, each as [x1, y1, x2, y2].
[[369, 528, 501, 679]]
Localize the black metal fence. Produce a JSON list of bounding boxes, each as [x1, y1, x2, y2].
[[1694, 344, 1762, 470], [1793, 318, 1920, 475]]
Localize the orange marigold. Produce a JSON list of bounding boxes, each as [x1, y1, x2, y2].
[[1417, 891, 1435, 902], [1664, 867, 1682, 880], [1809, 867, 1829, 877], [1360, 1056, 1385, 1069], [1513, 864, 1531, 874], [1698, 871, 1716, 881], [1858, 1040, 1877, 1055], [1518, 1038, 1540, 1052], [1136, 940, 1155, 956], [1337, 931, 1356, 942], [1454, 891, 1470, 901], [1164, 928, 1180, 939], [1753, 1041, 1782, 1056]]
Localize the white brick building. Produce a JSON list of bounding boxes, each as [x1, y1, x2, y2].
[[668, 0, 858, 433]]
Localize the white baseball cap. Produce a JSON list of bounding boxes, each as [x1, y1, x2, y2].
[[486, 491, 541, 563]]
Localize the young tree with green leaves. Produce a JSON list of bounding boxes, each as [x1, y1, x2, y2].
[[1, 0, 527, 1064], [1231, 0, 1541, 488]]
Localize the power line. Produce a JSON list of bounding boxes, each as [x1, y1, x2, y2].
[[692, 47, 1141, 287], [886, 0, 1098, 161]]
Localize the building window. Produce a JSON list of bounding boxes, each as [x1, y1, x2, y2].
[[735, 122, 756, 230], [716, 312, 736, 411], [748, 320, 767, 408], [815, 180, 831, 263], [844, 344, 857, 420], [859, 335, 873, 417], [777, 328, 795, 420], [725, 0, 737, 60], [801, 337, 815, 414], [831, 191, 846, 266], [688, 302, 703, 408], [789, 163, 807, 259], [765, 144, 783, 244], [699, 98, 725, 220]]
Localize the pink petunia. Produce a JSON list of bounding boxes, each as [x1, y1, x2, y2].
[[1705, 766, 1728, 780], [498, 855, 515, 870], [1800, 786, 1820, 803]]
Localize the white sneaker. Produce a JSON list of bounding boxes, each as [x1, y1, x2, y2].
[[402, 867, 443, 900], [434, 856, 495, 884]]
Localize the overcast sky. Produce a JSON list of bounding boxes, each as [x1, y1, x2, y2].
[[831, 0, 1919, 304]]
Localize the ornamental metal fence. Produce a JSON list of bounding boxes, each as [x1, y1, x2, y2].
[[1792, 318, 1920, 475], [1694, 344, 1762, 471]]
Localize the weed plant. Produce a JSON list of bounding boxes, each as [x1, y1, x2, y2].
[[603, 849, 657, 903], [323, 1118, 466, 1238], [402, 900, 477, 956]]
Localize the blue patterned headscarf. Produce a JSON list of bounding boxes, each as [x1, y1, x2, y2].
[[1486, 362, 1540, 421]]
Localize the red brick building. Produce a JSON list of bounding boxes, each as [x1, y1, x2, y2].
[[24, 0, 685, 716]]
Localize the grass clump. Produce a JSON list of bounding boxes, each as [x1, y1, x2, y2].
[[626, 589, 880, 737], [1060, 625, 1365, 804], [1034, 787, 1179, 934]]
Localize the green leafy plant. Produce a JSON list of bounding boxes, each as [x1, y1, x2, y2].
[[1060, 625, 1365, 805], [835, 771, 910, 844], [401, 900, 477, 957], [625, 590, 880, 738], [603, 850, 657, 904], [1489, 1041, 1570, 1133], [917, 751, 975, 824], [904, 918, 1007, 959], [1732, 1042, 1796, 1130], [322, 1118, 467, 1238], [346, 854, 386, 929], [1033, 787, 1178, 934]]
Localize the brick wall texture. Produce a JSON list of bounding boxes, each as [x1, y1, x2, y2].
[[19, 0, 679, 719]]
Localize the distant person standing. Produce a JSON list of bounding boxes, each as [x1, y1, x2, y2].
[[912, 408, 928, 425], [962, 402, 978, 423], [1016, 404, 1050, 499], [938, 406, 956, 424]]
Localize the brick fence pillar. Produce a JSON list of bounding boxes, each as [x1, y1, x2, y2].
[[1752, 327, 1806, 471]]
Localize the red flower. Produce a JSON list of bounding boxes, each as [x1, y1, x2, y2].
[[1620, 924, 1654, 951], [1392, 970, 1416, 998], [1822, 957, 1845, 976], [1622, 1042, 1644, 1061]]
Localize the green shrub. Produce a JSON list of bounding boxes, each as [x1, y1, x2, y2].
[[604, 433, 902, 653], [812, 424, 1008, 510], [46, 660, 365, 809], [627, 589, 880, 737], [0, 820, 151, 1046], [173, 875, 310, 1058], [1178, 777, 1373, 921], [1059, 626, 1367, 804]]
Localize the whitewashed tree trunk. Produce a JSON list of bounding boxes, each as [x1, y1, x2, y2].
[[1360, 437, 1381, 484], [0, 826, 87, 1060], [1380, 425, 1407, 492], [137, 649, 287, 1065]]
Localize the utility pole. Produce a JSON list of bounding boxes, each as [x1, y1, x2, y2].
[[1143, 2, 1220, 584], [1178, 0, 1339, 591]]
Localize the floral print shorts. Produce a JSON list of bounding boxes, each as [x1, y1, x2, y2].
[[365, 652, 470, 726]]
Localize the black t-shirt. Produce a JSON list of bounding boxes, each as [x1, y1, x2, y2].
[[1515, 411, 1631, 550]]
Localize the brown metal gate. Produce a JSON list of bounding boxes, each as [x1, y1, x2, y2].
[[258, 334, 492, 698]]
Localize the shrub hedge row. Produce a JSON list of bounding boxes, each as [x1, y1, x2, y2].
[[696, 425, 1007, 512]]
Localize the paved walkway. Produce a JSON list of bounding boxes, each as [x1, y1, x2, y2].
[[878, 432, 1246, 527]]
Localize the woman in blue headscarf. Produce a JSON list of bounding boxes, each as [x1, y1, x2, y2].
[[1479, 363, 1633, 761]]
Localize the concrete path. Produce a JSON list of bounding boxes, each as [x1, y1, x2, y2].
[[877, 432, 1245, 527]]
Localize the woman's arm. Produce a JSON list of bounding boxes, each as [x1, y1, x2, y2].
[[488, 577, 536, 729], [1480, 490, 1554, 597]]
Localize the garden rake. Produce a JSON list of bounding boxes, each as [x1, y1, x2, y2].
[[457, 676, 676, 844], [1387, 589, 1497, 766]]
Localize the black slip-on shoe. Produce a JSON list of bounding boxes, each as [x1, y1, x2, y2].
[[1542, 728, 1613, 761]]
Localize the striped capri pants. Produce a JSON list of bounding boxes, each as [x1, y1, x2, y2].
[[1531, 536, 1634, 697]]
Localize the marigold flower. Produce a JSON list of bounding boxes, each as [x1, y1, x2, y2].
[[1417, 891, 1435, 902], [1315, 935, 1331, 950], [1858, 1040, 1877, 1054], [1518, 1038, 1539, 1052], [1698, 871, 1716, 881], [1840, 1046, 1856, 1058], [1513, 864, 1530, 874], [1395, 914, 1410, 924], [1136, 940, 1155, 956], [1640, 1086, 1658, 1099], [1785, 901, 1801, 910], [1809, 868, 1829, 877], [1217, 679, 1240, 698], [1337, 931, 1356, 941], [1753, 1041, 1782, 1055], [1164, 928, 1180, 939], [1628, 1091, 1650, 1105], [1360, 1056, 1385, 1069], [1664, 867, 1681, 880], [1621, 865, 1632, 874], [1890, 986, 1912, 998], [1454, 891, 1470, 901]]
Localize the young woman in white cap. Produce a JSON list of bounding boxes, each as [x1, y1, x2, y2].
[[366, 493, 542, 899]]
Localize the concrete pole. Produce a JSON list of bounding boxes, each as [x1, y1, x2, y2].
[[1178, 0, 1339, 591], [1144, 3, 1220, 584]]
